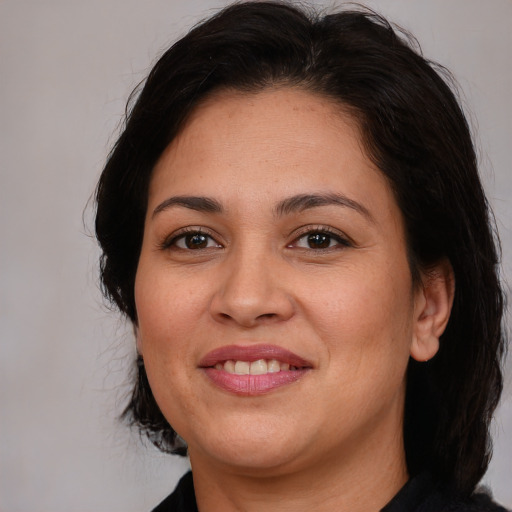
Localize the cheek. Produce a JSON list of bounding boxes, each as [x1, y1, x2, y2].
[[135, 266, 209, 349], [134, 269, 206, 430], [324, 270, 413, 424], [305, 262, 414, 375]]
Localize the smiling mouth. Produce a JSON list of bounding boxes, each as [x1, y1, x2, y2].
[[214, 359, 302, 375], [200, 344, 312, 371], [200, 345, 312, 395]]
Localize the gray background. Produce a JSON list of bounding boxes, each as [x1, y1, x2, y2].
[[1, 1, 510, 510]]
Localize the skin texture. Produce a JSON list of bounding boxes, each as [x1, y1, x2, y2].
[[134, 88, 453, 512]]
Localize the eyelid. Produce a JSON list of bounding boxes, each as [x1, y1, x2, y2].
[[288, 225, 353, 248], [160, 226, 223, 250], [158, 224, 352, 250]]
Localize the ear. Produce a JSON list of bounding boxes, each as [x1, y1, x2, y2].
[[410, 259, 455, 362], [133, 324, 143, 356]]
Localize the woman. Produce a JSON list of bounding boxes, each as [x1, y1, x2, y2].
[[95, 2, 508, 511]]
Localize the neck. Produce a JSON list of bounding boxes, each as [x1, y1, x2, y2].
[[189, 427, 408, 512]]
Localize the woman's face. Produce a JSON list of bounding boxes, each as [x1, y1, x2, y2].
[[135, 88, 429, 475]]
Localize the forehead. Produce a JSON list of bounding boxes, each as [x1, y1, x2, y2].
[[147, 86, 408, 262], [146, 88, 408, 241], [184, 87, 363, 152], [150, 87, 381, 195]]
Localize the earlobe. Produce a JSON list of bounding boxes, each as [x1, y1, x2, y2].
[[410, 259, 455, 362]]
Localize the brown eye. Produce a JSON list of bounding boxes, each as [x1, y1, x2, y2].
[[290, 229, 351, 250], [307, 233, 331, 249], [172, 231, 221, 250], [186, 233, 208, 249]]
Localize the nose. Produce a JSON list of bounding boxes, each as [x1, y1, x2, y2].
[[209, 246, 295, 328]]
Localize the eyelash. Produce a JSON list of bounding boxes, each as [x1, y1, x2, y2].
[[161, 225, 352, 252], [288, 225, 352, 250], [160, 227, 222, 251]]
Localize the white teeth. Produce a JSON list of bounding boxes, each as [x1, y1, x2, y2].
[[234, 361, 250, 375], [267, 359, 280, 373], [249, 359, 268, 375], [215, 359, 300, 374]]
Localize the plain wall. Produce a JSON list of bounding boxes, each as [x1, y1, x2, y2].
[[1, 1, 510, 510]]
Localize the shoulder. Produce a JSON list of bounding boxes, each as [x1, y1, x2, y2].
[[465, 491, 510, 512], [151, 472, 198, 512], [417, 485, 509, 512], [383, 473, 509, 512]]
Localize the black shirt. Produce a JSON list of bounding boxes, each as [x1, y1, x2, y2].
[[152, 471, 509, 512]]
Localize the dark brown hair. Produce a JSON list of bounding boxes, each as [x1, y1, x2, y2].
[[95, 1, 505, 495]]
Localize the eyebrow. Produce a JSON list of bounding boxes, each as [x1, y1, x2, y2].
[[151, 192, 373, 222], [152, 196, 223, 218], [275, 193, 374, 222]]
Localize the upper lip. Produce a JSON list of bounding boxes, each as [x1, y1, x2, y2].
[[199, 344, 313, 368]]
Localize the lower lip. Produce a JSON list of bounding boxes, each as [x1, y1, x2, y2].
[[203, 368, 309, 395]]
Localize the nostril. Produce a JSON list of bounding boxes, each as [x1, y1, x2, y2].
[[256, 313, 277, 321], [214, 310, 280, 327]]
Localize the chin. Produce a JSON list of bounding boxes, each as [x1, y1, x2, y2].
[[193, 445, 306, 476], [186, 418, 312, 473]]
